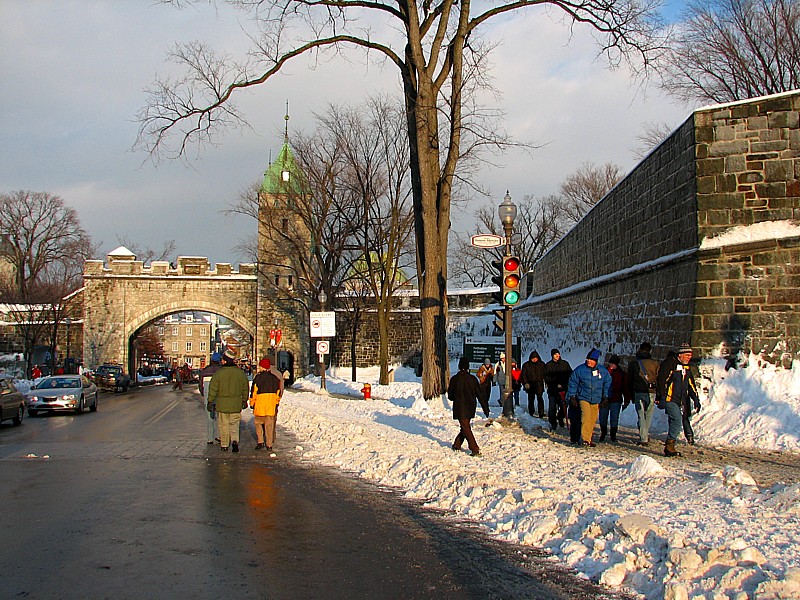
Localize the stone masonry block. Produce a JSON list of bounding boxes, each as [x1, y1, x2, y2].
[[708, 140, 751, 157], [697, 158, 725, 177], [765, 160, 794, 182], [725, 155, 747, 172]]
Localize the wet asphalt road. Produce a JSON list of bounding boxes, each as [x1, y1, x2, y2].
[[0, 384, 629, 600]]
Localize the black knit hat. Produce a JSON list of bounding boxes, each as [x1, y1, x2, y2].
[[550, 348, 560, 356], [458, 357, 470, 371], [676, 342, 693, 355]]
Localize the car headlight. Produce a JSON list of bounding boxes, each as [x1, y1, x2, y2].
[[60, 394, 78, 401], [27, 396, 39, 403]]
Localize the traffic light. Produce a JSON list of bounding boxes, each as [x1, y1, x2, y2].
[[491, 258, 505, 306], [492, 308, 506, 333], [502, 256, 522, 306]]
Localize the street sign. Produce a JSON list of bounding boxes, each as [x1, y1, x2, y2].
[[316, 340, 330, 355], [462, 336, 521, 371], [470, 234, 504, 248], [309, 311, 336, 337]]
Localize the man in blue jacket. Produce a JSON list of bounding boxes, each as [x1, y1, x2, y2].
[[567, 348, 611, 447]]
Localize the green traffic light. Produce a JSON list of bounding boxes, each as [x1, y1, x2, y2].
[[504, 290, 520, 305]]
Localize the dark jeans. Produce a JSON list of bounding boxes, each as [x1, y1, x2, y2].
[[547, 389, 565, 428], [681, 399, 695, 440], [664, 401, 683, 441], [527, 382, 545, 416], [478, 383, 491, 417], [500, 387, 515, 418], [453, 418, 480, 454]]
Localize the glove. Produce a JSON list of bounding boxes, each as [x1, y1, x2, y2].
[[206, 402, 213, 413], [569, 396, 578, 407], [600, 397, 609, 408], [524, 383, 530, 391]]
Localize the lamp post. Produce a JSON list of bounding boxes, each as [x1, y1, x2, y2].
[[318, 290, 327, 391], [498, 191, 517, 418], [65, 317, 72, 373]]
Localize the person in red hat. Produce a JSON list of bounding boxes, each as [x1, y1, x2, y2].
[[249, 358, 283, 452]]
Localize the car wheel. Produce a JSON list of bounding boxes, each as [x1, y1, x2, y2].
[[28, 409, 38, 417], [12, 405, 23, 425], [75, 397, 84, 415], [90, 394, 98, 412]]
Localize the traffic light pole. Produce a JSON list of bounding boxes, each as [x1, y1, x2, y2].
[[502, 219, 514, 418]]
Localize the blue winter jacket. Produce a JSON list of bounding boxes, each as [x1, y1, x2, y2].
[[567, 362, 612, 405]]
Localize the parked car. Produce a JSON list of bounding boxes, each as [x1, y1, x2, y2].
[[26, 375, 99, 416], [0, 378, 25, 425], [90, 364, 131, 392]]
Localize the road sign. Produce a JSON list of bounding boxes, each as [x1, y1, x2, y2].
[[309, 311, 336, 337], [471, 234, 504, 248], [462, 336, 521, 370], [316, 340, 330, 355]]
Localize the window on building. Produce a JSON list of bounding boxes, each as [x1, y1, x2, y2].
[[172, 326, 179, 336], [200, 327, 207, 336], [186, 314, 194, 322], [172, 342, 178, 352], [288, 275, 293, 288], [186, 327, 193, 336], [274, 274, 280, 286], [186, 342, 193, 353], [200, 342, 207, 352], [158, 326, 164, 336]]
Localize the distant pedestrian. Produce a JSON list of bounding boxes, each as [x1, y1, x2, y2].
[[544, 349, 571, 431], [495, 353, 513, 418], [448, 357, 482, 457], [32, 364, 42, 379], [520, 350, 546, 419], [172, 364, 184, 390], [199, 352, 222, 444], [475, 358, 494, 418], [208, 348, 250, 453], [249, 358, 283, 452], [656, 343, 701, 457], [599, 355, 628, 442], [627, 342, 660, 446], [567, 348, 611, 447], [510, 360, 522, 407]]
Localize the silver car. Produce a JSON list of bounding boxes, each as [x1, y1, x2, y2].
[[0, 378, 25, 425], [26, 375, 99, 416]]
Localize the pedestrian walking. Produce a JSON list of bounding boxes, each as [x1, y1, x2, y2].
[[448, 357, 482, 457], [250, 358, 283, 452], [32, 364, 42, 379], [199, 352, 222, 444], [172, 364, 184, 390], [656, 343, 701, 457], [495, 353, 513, 418], [599, 355, 628, 442], [544, 349, 571, 431], [627, 342, 660, 446], [510, 360, 522, 407], [567, 348, 611, 447], [475, 358, 493, 418], [208, 348, 250, 453], [520, 351, 546, 418]]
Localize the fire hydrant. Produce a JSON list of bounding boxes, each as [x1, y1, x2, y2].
[[361, 383, 372, 400]]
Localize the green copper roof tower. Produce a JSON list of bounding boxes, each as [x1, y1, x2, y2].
[[261, 107, 305, 196]]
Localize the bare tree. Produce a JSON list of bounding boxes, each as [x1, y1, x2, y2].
[[450, 194, 567, 287], [659, 0, 800, 104], [137, 0, 665, 399], [632, 120, 675, 159], [559, 162, 622, 224], [115, 236, 177, 264]]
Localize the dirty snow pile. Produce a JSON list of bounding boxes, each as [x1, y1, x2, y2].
[[285, 359, 800, 600]]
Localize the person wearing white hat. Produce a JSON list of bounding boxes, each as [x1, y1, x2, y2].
[[494, 352, 512, 418]]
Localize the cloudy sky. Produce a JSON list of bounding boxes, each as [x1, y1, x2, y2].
[[1, 0, 694, 266]]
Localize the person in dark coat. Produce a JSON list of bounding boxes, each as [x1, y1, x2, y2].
[[599, 355, 628, 442], [656, 343, 701, 457], [627, 342, 660, 446], [544, 349, 572, 431], [199, 352, 222, 444], [475, 358, 494, 417], [448, 356, 482, 457], [520, 350, 546, 419]]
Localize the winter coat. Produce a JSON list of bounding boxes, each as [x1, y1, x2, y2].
[[656, 354, 699, 410], [448, 369, 481, 421], [494, 360, 507, 388], [607, 366, 627, 404], [198, 362, 222, 400], [519, 353, 546, 390], [511, 366, 522, 391], [567, 362, 612, 405], [250, 370, 282, 417], [476, 363, 494, 387], [627, 350, 660, 395], [208, 364, 250, 414], [544, 358, 572, 393]]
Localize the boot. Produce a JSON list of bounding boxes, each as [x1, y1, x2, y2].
[[599, 424, 607, 442], [610, 427, 618, 442], [664, 438, 681, 457], [686, 434, 695, 445]]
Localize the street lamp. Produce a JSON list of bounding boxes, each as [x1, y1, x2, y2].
[[65, 317, 72, 373], [498, 191, 517, 419]]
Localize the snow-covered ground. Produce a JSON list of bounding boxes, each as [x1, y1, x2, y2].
[[283, 356, 800, 600]]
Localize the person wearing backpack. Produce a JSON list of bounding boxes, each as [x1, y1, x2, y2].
[[627, 342, 660, 446]]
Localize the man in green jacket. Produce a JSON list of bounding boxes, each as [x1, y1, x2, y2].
[[208, 348, 250, 453]]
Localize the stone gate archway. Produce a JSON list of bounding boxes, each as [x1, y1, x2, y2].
[[83, 249, 258, 373]]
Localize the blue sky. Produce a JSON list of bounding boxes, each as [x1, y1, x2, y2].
[[0, 1, 694, 266]]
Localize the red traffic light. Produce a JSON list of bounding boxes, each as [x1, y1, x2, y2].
[[503, 256, 520, 271]]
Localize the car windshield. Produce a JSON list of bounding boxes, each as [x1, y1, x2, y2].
[[35, 377, 80, 390]]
